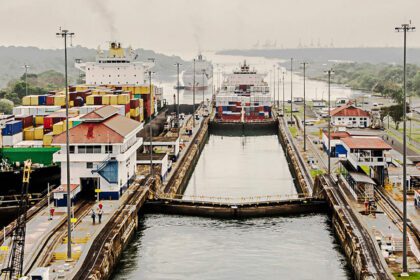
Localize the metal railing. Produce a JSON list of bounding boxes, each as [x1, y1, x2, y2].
[[154, 192, 310, 204]]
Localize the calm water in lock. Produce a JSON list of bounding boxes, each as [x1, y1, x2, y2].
[[111, 132, 352, 280]]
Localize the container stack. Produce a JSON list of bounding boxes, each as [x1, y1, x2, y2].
[[1, 120, 23, 146]]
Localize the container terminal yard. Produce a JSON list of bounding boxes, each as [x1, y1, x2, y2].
[[0, 28, 420, 280]]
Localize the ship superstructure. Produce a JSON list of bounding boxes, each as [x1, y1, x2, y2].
[[215, 61, 272, 122], [183, 54, 213, 90], [75, 42, 154, 86]]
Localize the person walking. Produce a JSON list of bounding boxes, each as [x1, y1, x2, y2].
[[49, 207, 55, 221], [97, 208, 103, 224], [91, 209, 96, 225]]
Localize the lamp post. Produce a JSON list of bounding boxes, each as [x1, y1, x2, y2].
[[302, 62, 308, 151], [174, 62, 182, 118], [56, 28, 74, 261], [147, 68, 155, 181], [202, 69, 206, 105], [282, 71, 286, 115], [395, 22, 415, 277], [273, 65, 276, 108], [325, 69, 334, 177], [290, 58, 293, 124], [277, 67, 280, 108], [22, 65, 30, 96], [192, 59, 196, 127]]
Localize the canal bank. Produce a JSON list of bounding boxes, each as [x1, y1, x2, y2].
[[111, 122, 352, 280], [277, 116, 393, 279]]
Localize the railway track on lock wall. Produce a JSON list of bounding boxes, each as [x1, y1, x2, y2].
[[375, 188, 420, 252], [0, 188, 56, 245], [72, 177, 153, 280], [320, 175, 392, 279], [24, 201, 95, 275]]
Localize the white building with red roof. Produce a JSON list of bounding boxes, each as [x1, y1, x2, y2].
[[52, 106, 143, 205], [330, 105, 371, 128]]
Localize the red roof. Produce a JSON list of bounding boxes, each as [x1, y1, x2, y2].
[[341, 137, 392, 150], [53, 184, 80, 193], [323, 131, 350, 140], [330, 105, 370, 117], [52, 113, 141, 144]]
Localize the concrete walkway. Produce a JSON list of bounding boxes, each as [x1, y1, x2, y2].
[[0, 205, 66, 274]]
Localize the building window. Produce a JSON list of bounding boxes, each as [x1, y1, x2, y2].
[[69, 146, 75, 153], [105, 145, 113, 154], [86, 162, 93, 169]]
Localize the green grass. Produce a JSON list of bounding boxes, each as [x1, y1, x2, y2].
[[310, 169, 325, 178], [387, 129, 420, 154], [393, 272, 420, 279], [289, 126, 298, 137]]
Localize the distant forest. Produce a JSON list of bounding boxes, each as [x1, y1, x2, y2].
[[0, 45, 189, 88]]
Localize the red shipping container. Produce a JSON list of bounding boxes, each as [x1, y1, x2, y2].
[[125, 103, 130, 114], [43, 117, 53, 129], [69, 92, 77, 101], [130, 98, 140, 108], [16, 115, 33, 128], [94, 96, 102, 105], [46, 96, 55, 105]]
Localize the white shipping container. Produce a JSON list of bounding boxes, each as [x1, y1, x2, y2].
[[14, 140, 43, 148], [13, 106, 61, 116], [2, 132, 23, 146]]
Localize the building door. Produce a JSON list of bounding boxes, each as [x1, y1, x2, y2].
[[80, 177, 99, 201]]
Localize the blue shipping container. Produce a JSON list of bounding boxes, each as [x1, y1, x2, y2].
[[2, 120, 23, 136], [38, 95, 48, 105]]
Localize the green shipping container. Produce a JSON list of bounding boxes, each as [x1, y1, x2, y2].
[[0, 147, 60, 166]]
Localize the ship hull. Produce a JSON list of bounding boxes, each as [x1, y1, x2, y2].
[[0, 165, 60, 196]]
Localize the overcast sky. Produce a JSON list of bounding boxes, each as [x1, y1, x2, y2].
[[1, 0, 420, 55]]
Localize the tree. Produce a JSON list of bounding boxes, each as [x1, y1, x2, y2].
[[388, 104, 404, 130], [4, 92, 21, 105], [0, 99, 14, 114]]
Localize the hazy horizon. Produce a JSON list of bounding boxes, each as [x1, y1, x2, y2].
[[1, 0, 420, 57]]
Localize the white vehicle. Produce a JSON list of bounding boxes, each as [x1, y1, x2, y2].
[[203, 109, 209, 117]]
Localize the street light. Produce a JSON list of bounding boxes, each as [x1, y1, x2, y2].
[[290, 58, 293, 125], [273, 65, 276, 108], [147, 67, 156, 181], [201, 69, 206, 104], [395, 22, 415, 277], [277, 67, 280, 108], [301, 62, 308, 151], [174, 63, 182, 118], [282, 70, 286, 115], [324, 68, 334, 177], [56, 28, 74, 261], [22, 65, 30, 96], [192, 59, 196, 127]]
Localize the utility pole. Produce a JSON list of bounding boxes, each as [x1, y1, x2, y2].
[[273, 65, 276, 108], [202, 69, 206, 104], [174, 62, 182, 118], [282, 71, 286, 115], [147, 67, 156, 171], [325, 69, 334, 177], [56, 28, 74, 261], [290, 58, 293, 125], [395, 22, 415, 277], [302, 62, 308, 151], [192, 59, 196, 127], [22, 65, 30, 96], [277, 67, 280, 108]]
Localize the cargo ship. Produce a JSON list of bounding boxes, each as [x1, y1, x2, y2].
[[0, 42, 164, 224], [183, 54, 213, 90], [214, 61, 272, 123]]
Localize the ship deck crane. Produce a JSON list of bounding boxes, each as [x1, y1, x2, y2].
[[1, 160, 32, 280]]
